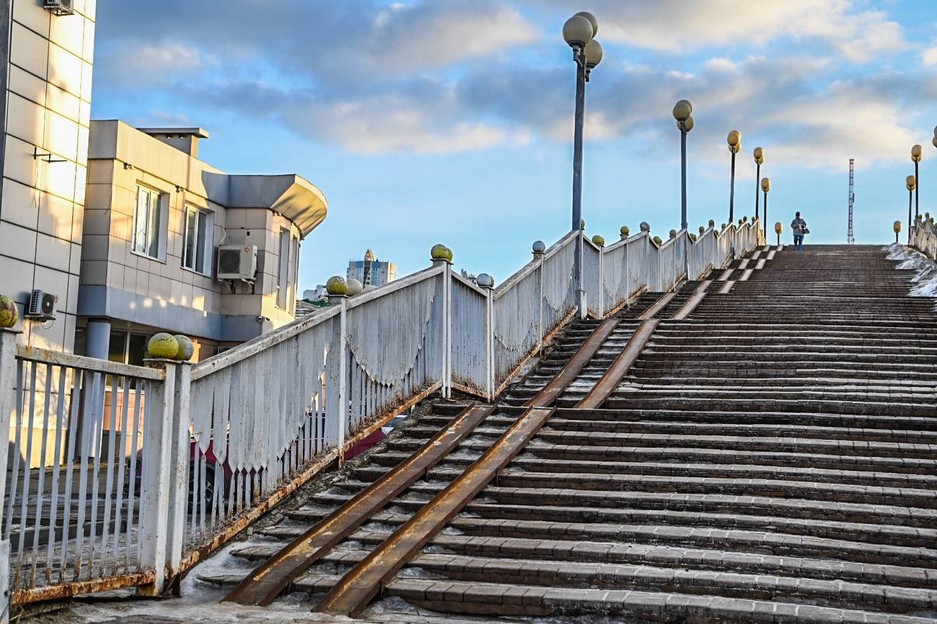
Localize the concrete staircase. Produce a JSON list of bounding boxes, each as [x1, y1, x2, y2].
[[380, 245, 937, 622], [212, 245, 937, 622]]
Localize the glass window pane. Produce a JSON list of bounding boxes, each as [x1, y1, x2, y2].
[[146, 192, 161, 257], [195, 210, 208, 272], [183, 207, 197, 269]]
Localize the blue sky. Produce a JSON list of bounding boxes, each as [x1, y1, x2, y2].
[[90, 0, 937, 291]]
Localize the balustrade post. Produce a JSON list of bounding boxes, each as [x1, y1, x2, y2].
[[337, 299, 347, 463], [165, 360, 192, 586], [443, 263, 452, 399], [0, 329, 20, 623], [137, 358, 178, 596], [598, 244, 605, 317]]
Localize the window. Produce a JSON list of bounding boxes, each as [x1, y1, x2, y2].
[[182, 205, 212, 274], [132, 186, 164, 259], [277, 229, 291, 309]]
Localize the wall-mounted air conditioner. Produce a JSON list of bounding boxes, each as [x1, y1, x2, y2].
[[42, 0, 74, 15], [217, 244, 257, 280], [26, 289, 57, 319]]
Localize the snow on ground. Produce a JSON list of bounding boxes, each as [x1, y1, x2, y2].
[[884, 243, 937, 298]]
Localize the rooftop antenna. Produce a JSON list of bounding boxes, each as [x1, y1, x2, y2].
[[847, 158, 855, 244]]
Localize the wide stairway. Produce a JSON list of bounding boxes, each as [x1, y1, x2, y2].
[[213, 245, 937, 622]]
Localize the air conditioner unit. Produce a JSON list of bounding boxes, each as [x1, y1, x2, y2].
[[217, 244, 257, 280], [42, 0, 74, 15], [26, 289, 56, 319]]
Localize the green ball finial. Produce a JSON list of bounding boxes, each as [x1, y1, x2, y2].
[[147, 332, 179, 359], [430, 244, 453, 262], [652, 235, 662, 246], [620, 225, 630, 237], [0, 295, 18, 328], [326, 276, 348, 295], [591, 234, 605, 246]]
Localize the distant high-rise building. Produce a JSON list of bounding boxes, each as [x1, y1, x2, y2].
[[347, 249, 397, 287]]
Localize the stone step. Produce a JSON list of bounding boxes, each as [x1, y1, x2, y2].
[[524, 442, 937, 473], [385, 579, 937, 622], [531, 430, 937, 459], [480, 486, 937, 529], [399, 554, 937, 613], [447, 516, 937, 568]]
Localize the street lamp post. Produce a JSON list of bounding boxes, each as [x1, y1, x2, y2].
[[673, 100, 694, 278], [563, 12, 602, 317], [774, 221, 782, 246], [907, 174, 916, 237], [894, 220, 902, 244], [912, 144, 922, 220], [753, 147, 764, 221], [727, 130, 741, 224], [761, 177, 771, 242]]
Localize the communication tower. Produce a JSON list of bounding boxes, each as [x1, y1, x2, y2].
[[847, 159, 855, 244]]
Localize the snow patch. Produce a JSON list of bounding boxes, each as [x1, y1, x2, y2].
[[884, 244, 937, 297]]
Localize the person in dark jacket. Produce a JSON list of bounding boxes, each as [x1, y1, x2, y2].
[[791, 212, 808, 251]]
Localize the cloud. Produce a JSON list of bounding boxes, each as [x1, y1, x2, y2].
[[923, 41, 937, 66], [539, 0, 908, 62], [91, 0, 929, 165]]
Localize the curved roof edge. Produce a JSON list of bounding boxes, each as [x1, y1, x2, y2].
[[227, 174, 328, 238]]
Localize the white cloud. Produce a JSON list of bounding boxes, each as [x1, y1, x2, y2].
[[575, 0, 907, 62], [923, 42, 937, 66]]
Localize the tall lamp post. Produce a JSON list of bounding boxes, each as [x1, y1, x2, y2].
[[753, 147, 765, 221], [673, 100, 694, 278], [673, 100, 694, 232], [761, 177, 771, 241], [774, 222, 782, 246], [563, 11, 602, 317], [911, 144, 922, 220], [907, 174, 916, 236], [727, 130, 741, 224]]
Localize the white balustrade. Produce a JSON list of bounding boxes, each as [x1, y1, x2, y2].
[[0, 222, 758, 601]]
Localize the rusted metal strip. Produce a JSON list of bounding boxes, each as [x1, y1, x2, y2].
[[222, 402, 495, 606], [670, 281, 710, 320], [315, 406, 554, 617], [13, 571, 156, 605], [524, 316, 620, 408], [637, 292, 676, 320], [576, 318, 660, 410]]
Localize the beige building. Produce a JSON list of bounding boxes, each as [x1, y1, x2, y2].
[[78, 121, 327, 362], [0, 0, 96, 352]]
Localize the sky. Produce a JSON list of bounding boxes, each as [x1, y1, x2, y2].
[[89, 0, 937, 292]]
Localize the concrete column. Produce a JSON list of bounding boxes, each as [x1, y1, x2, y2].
[[86, 319, 112, 359]]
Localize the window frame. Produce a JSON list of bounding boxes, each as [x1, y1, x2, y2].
[[131, 185, 168, 261], [182, 204, 213, 275]]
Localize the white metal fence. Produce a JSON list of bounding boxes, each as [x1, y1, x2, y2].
[[0, 223, 760, 603]]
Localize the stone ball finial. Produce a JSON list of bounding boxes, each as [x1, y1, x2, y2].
[[652, 235, 663, 246], [708, 219, 715, 228], [346, 278, 363, 296], [639, 222, 651, 233], [147, 332, 179, 359], [174, 335, 195, 361], [620, 226, 630, 237], [580, 219, 586, 230], [430, 244, 453, 262], [532, 240, 546, 254], [669, 229, 677, 239], [591, 234, 605, 247], [699, 226, 706, 235], [326, 276, 348, 296], [476, 273, 495, 289], [0, 295, 18, 328]]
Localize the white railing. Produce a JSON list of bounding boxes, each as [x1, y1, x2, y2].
[[0, 221, 760, 602], [910, 217, 937, 260]]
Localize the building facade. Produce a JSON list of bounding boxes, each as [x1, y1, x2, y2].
[[347, 249, 397, 287], [0, 0, 96, 352], [78, 120, 327, 362]]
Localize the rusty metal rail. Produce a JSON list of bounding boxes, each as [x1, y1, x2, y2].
[[220, 304, 662, 616], [222, 402, 494, 606], [316, 405, 554, 617]]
